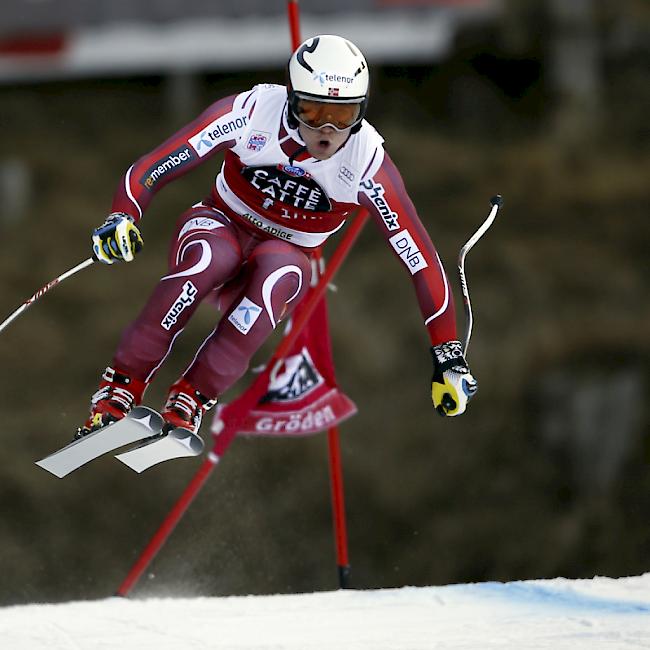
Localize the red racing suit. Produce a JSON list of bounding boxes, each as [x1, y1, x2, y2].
[[108, 84, 457, 399]]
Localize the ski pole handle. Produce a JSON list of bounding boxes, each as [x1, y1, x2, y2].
[[458, 195, 502, 355], [0, 257, 95, 335]]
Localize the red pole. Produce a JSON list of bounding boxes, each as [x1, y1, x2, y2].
[[210, 209, 368, 457], [116, 2, 366, 596], [278, 212, 368, 361], [327, 426, 351, 588], [287, 0, 302, 49], [116, 211, 368, 596], [116, 456, 217, 596], [288, 2, 352, 587]]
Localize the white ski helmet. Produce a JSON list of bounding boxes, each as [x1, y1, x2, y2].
[[287, 34, 369, 133]]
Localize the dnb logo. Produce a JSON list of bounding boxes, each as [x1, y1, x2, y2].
[[389, 229, 428, 275], [261, 348, 324, 403]]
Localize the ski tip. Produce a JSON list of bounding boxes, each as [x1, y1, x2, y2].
[[490, 194, 503, 207]]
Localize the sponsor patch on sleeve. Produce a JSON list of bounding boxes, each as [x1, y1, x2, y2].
[[389, 229, 429, 275], [189, 114, 249, 157], [360, 179, 399, 231], [246, 131, 270, 152], [139, 146, 196, 189]]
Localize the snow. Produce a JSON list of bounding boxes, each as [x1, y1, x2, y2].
[[1, 575, 649, 649]]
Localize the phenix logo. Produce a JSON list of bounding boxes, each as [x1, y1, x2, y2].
[[312, 71, 353, 86], [161, 281, 198, 330], [360, 180, 399, 231]]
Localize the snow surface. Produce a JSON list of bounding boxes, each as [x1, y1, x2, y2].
[[1, 575, 649, 649]]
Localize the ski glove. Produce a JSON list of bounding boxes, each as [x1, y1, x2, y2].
[[92, 212, 143, 264], [431, 340, 478, 416]]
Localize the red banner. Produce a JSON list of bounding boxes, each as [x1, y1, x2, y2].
[[211, 294, 356, 440]]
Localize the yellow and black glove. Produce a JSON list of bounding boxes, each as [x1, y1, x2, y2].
[[431, 340, 478, 416], [92, 212, 143, 264]]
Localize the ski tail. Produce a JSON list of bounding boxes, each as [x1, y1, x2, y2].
[[115, 426, 204, 474]]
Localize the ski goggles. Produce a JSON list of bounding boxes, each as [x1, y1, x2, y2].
[[290, 93, 365, 132]]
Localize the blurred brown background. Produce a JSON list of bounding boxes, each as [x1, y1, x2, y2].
[[0, 0, 648, 605]]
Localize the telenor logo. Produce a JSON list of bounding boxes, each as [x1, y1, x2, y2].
[[228, 296, 263, 334], [189, 115, 248, 157], [313, 71, 354, 86]]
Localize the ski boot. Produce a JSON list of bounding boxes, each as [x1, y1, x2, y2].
[[161, 378, 217, 435], [76, 366, 147, 439]]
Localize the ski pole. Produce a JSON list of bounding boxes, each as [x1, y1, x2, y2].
[[458, 195, 502, 355], [0, 257, 95, 335]]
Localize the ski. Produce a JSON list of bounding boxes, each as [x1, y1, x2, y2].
[[36, 406, 163, 478], [115, 427, 205, 474]]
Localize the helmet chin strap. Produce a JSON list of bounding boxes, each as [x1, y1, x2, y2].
[[286, 101, 300, 131], [288, 145, 308, 164]]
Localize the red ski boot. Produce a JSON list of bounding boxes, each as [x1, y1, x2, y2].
[[77, 367, 147, 438], [161, 378, 217, 435]]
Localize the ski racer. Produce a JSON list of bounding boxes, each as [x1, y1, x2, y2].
[[79, 34, 478, 439]]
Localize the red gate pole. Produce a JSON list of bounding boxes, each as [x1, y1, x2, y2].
[[286, 3, 353, 589], [115, 456, 216, 597], [117, 2, 363, 596], [116, 211, 368, 597], [327, 426, 351, 588], [286, 2, 353, 589], [287, 0, 302, 48]]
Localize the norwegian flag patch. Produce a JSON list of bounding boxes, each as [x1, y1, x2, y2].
[[327, 88, 340, 97]]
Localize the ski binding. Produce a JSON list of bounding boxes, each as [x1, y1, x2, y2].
[[36, 406, 204, 478]]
